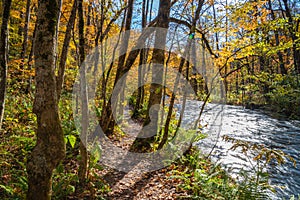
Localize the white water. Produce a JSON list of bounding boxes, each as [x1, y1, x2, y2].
[[180, 100, 300, 199]]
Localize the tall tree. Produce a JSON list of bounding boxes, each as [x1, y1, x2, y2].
[[132, 0, 171, 150], [281, 0, 300, 74], [0, 0, 12, 130], [77, 0, 89, 186], [268, 0, 287, 74], [26, 0, 65, 199], [20, 0, 31, 70], [159, 0, 205, 150], [115, 0, 134, 117], [135, 0, 150, 112], [56, 0, 77, 100]]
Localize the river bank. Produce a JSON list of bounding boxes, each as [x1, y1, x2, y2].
[[192, 102, 300, 199]]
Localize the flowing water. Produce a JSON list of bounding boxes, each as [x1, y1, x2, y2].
[[179, 100, 300, 199]]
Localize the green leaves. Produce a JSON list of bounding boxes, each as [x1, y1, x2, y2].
[[171, 148, 247, 199], [66, 134, 77, 148], [0, 184, 14, 195]]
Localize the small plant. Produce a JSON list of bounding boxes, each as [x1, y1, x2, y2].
[[222, 135, 296, 199], [288, 195, 300, 200], [171, 147, 241, 199]]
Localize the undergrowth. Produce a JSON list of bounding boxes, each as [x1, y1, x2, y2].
[[0, 91, 297, 199]]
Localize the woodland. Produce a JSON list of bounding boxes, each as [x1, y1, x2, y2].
[[0, 0, 299, 199]]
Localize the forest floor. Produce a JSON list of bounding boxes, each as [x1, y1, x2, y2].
[[99, 118, 189, 200], [99, 163, 188, 199], [68, 126, 189, 200]]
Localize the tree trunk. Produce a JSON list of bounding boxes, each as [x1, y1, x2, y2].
[[114, 0, 134, 119], [224, 0, 228, 95], [100, 15, 156, 136], [202, 40, 209, 94], [268, 0, 286, 74], [132, 0, 171, 151], [26, 21, 37, 93], [235, 70, 239, 96], [159, 0, 205, 149], [98, 7, 127, 136], [26, 0, 65, 199], [213, 2, 226, 98], [281, 0, 300, 74], [0, 0, 12, 130], [56, 0, 77, 101], [20, 0, 31, 70], [77, 0, 89, 186], [135, 0, 149, 113]]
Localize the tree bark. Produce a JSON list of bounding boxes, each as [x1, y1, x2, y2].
[[26, 0, 65, 199], [114, 0, 134, 120], [20, 0, 31, 70], [101, 0, 135, 134], [100, 24, 156, 136], [56, 0, 77, 101], [268, 0, 286, 74], [0, 0, 12, 130], [212, 2, 226, 98], [132, 0, 171, 150], [135, 0, 149, 112], [158, 0, 205, 150], [281, 0, 300, 74], [26, 20, 37, 93], [77, 0, 89, 186]]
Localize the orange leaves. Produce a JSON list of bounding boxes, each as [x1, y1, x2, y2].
[[207, 0, 215, 6]]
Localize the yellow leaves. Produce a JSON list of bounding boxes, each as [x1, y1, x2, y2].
[[10, 10, 22, 20], [253, 148, 296, 167], [223, 135, 296, 168], [230, 0, 269, 31], [207, 0, 215, 6]]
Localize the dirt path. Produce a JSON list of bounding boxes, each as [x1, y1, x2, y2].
[[100, 165, 188, 200], [98, 117, 189, 199]]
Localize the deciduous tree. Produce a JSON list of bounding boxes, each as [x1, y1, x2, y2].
[[0, 0, 12, 130], [26, 0, 65, 199]]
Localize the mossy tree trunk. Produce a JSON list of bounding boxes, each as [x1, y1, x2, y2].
[[26, 0, 65, 199]]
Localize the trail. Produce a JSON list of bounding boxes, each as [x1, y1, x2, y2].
[[98, 119, 188, 199]]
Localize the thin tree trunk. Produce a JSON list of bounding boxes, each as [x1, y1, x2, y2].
[[26, 21, 37, 93], [159, 0, 204, 149], [99, 13, 126, 135], [99, 2, 131, 135], [97, 0, 105, 102], [101, 26, 156, 136], [212, 2, 225, 99], [26, 0, 65, 199], [56, 0, 77, 101], [20, 0, 31, 70], [236, 70, 239, 96], [0, 0, 12, 130], [135, 0, 148, 112], [114, 0, 134, 119], [77, 0, 89, 186], [224, 0, 228, 95], [281, 0, 300, 74], [132, 0, 171, 150], [202, 40, 209, 94]]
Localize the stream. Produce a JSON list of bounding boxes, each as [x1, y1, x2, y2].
[[179, 100, 300, 199]]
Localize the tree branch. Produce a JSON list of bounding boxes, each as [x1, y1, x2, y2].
[[169, 17, 218, 58]]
